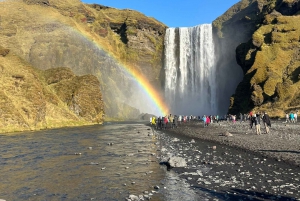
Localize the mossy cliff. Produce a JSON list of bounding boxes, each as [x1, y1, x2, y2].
[[0, 46, 104, 133], [0, 0, 167, 119], [213, 0, 300, 117]]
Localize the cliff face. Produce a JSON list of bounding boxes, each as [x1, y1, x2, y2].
[[0, 0, 166, 119], [0, 46, 104, 133], [213, 0, 300, 117]]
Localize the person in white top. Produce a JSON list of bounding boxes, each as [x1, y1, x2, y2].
[[294, 112, 297, 122], [285, 113, 290, 123]]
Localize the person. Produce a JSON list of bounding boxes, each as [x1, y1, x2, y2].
[[202, 115, 207, 127], [240, 113, 243, 123], [156, 117, 160, 129], [256, 112, 261, 125], [262, 112, 271, 134], [151, 117, 156, 127], [253, 114, 261, 135], [206, 115, 211, 126], [164, 116, 168, 129], [290, 112, 295, 123], [294, 111, 298, 123], [250, 114, 255, 129], [285, 113, 290, 123], [173, 115, 178, 128], [169, 115, 174, 129], [232, 115, 236, 123]]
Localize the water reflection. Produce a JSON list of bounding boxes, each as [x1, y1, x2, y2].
[[0, 123, 204, 201]]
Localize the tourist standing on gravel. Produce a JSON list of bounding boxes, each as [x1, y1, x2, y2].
[[256, 112, 261, 125], [250, 114, 255, 129], [157, 117, 161, 129], [253, 114, 261, 135], [206, 116, 211, 126], [294, 111, 298, 122], [151, 117, 156, 127], [285, 113, 290, 123], [202, 115, 207, 127], [262, 112, 271, 134], [290, 112, 295, 123], [173, 115, 178, 128]]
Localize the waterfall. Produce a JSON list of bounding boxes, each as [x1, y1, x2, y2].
[[164, 24, 217, 116]]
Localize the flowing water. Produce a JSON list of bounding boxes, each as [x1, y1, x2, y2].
[[0, 122, 202, 201], [1, 122, 299, 201], [164, 24, 217, 115]]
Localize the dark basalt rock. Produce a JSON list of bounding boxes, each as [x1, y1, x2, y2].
[[23, 0, 49, 6], [0, 48, 9, 57]]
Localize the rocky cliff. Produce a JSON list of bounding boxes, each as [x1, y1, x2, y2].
[[0, 46, 104, 133], [0, 0, 167, 120], [213, 0, 300, 117]]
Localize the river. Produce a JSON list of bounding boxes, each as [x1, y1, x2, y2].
[[0, 122, 299, 201], [0, 122, 202, 201]]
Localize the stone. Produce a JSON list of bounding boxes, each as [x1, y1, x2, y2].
[[167, 156, 187, 167], [128, 195, 139, 201], [0, 48, 9, 57], [223, 131, 233, 137]]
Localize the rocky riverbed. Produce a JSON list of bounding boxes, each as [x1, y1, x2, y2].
[[166, 120, 300, 167], [152, 120, 300, 201]]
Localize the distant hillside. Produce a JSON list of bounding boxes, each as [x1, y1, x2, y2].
[[0, 46, 104, 133], [0, 0, 167, 119], [213, 0, 300, 117]]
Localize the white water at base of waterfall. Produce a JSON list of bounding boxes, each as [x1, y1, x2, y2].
[[164, 24, 217, 116]]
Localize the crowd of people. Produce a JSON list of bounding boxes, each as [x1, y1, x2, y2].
[[285, 111, 298, 123], [150, 110, 298, 135], [150, 111, 298, 135]]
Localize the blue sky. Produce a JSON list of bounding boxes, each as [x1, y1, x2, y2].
[[82, 0, 241, 27]]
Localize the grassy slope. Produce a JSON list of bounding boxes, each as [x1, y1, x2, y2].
[[0, 0, 167, 119], [0, 47, 104, 133]]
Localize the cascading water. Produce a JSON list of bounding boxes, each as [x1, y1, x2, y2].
[[164, 24, 217, 116]]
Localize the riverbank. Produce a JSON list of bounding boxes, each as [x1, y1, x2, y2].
[[163, 120, 300, 167], [153, 120, 300, 201]]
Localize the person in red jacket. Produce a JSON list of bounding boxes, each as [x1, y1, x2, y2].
[[206, 116, 211, 126]]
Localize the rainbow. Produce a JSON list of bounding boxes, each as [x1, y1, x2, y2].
[[69, 27, 169, 116]]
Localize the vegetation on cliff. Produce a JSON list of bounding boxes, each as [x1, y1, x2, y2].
[[213, 0, 300, 117], [0, 46, 104, 133], [0, 0, 167, 120]]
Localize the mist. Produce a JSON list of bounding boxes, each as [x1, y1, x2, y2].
[[163, 24, 243, 116]]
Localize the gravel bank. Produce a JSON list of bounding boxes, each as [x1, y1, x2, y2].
[[164, 120, 300, 167]]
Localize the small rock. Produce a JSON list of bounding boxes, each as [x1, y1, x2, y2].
[[128, 194, 139, 201]]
